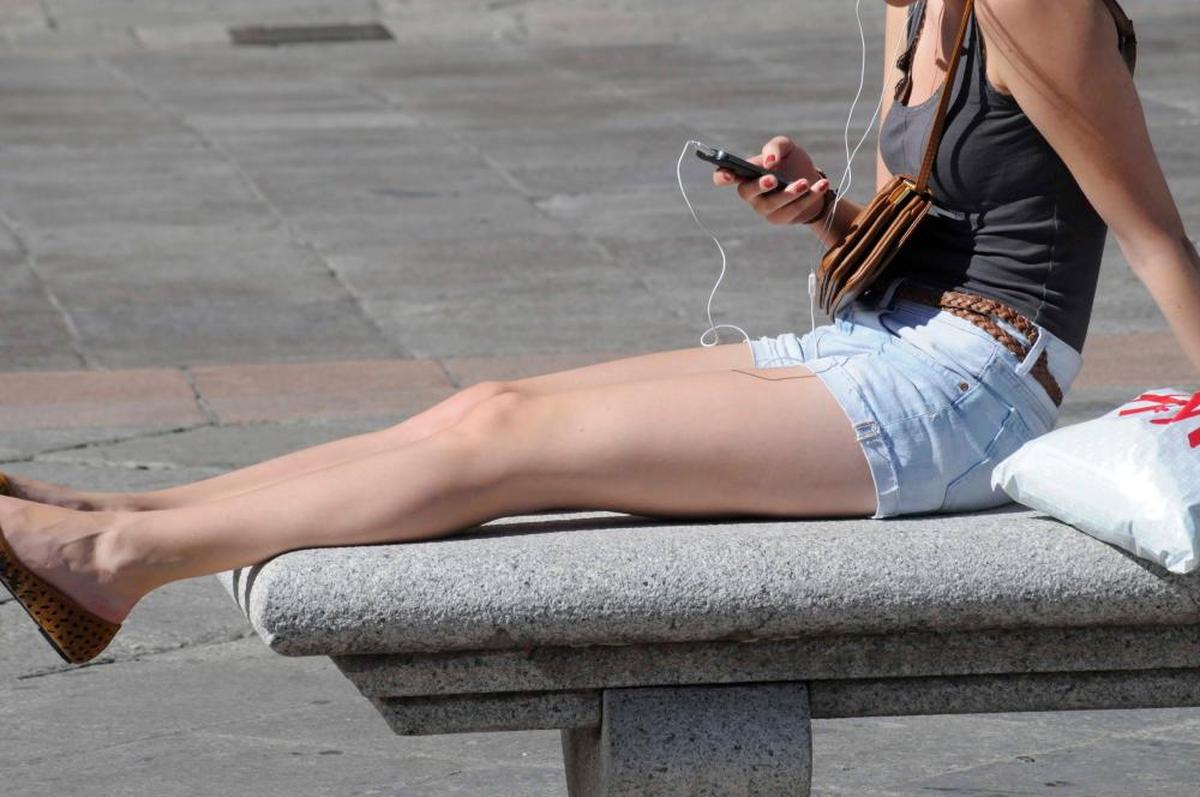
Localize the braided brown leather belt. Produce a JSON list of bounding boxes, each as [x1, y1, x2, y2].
[[891, 282, 1064, 406]]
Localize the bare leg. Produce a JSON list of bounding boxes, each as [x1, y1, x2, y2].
[[0, 362, 875, 625], [7, 343, 753, 511]]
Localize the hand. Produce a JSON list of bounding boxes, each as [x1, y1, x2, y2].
[[711, 135, 832, 225]]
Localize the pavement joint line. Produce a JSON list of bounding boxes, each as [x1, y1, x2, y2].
[[12, 628, 260, 683], [36, 0, 58, 31], [94, 56, 411, 361], [0, 208, 93, 370], [179, 366, 222, 426], [433, 358, 462, 390], [0, 422, 212, 465], [32, 455, 225, 472]]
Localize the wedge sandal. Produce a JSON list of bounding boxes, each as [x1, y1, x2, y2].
[[0, 529, 122, 664]]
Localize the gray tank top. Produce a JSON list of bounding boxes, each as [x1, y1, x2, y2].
[[877, 0, 1107, 353]]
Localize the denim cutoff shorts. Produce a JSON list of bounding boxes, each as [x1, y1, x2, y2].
[[746, 275, 1083, 519]]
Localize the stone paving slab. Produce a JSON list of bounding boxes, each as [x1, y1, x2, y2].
[[0, 368, 205, 429], [0, 632, 568, 797], [0, 261, 84, 370], [1076, 331, 1197, 390], [32, 416, 403, 471], [188, 359, 452, 424], [811, 709, 1200, 796], [915, 737, 1200, 797]]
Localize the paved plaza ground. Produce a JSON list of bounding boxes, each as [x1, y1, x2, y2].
[[1, 1, 1198, 794]]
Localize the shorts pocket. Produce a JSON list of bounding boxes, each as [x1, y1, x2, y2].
[[884, 335, 987, 408], [940, 404, 1033, 514], [882, 306, 998, 382]]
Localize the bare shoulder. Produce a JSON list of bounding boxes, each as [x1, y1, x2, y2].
[[975, 0, 1119, 93]]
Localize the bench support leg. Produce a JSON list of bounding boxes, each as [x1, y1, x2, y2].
[[560, 682, 812, 796]]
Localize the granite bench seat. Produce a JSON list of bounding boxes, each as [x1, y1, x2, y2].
[[219, 506, 1200, 796]]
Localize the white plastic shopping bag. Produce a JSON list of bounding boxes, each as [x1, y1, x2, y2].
[[991, 387, 1200, 573]]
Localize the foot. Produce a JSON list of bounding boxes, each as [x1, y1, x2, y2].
[[0, 496, 151, 625], [1, 472, 140, 512]]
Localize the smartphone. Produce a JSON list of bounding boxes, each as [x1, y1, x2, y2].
[[694, 143, 788, 192]]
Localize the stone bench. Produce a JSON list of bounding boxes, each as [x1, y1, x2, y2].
[[218, 506, 1200, 796]]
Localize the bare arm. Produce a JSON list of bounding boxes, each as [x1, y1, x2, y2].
[[977, 0, 1200, 375]]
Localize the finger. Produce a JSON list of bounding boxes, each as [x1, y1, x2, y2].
[[761, 136, 794, 169], [713, 167, 743, 187], [737, 173, 780, 202], [739, 174, 779, 203], [768, 181, 828, 225], [756, 178, 810, 215], [782, 177, 812, 201], [756, 173, 781, 196]]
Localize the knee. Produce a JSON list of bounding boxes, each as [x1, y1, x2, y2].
[[450, 388, 531, 441], [464, 380, 518, 405], [378, 380, 519, 441]]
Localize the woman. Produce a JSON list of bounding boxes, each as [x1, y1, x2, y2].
[[1, 0, 1197, 664]]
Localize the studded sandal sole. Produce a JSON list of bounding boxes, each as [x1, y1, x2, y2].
[[0, 527, 122, 664]]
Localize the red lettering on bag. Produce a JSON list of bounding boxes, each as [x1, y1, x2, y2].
[[1118, 390, 1200, 448]]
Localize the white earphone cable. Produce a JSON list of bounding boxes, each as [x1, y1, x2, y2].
[[809, 0, 912, 335], [676, 1, 911, 350], [676, 140, 751, 348]]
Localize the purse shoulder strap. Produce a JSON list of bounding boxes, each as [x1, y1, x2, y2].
[[915, 0, 1134, 193], [915, 0, 974, 192]]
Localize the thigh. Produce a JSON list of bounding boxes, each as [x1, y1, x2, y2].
[[511, 342, 754, 396], [470, 364, 877, 519], [379, 343, 754, 447]]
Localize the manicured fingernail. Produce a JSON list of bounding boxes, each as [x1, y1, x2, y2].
[[786, 179, 808, 194], [815, 179, 828, 190], [765, 155, 776, 166], [763, 176, 776, 188]]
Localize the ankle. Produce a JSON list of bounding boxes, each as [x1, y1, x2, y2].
[[85, 512, 164, 609]]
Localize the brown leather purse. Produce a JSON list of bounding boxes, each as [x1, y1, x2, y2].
[[815, 0, 1137, 318], [815, 0, 975, 318]]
